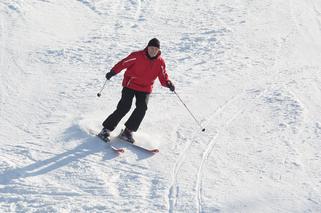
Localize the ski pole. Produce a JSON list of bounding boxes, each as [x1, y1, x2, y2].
[[97, 79, 108, 97], [174, 91, 206, 132]]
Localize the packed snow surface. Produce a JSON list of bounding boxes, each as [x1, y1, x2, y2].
[[1, 0, 321, 212]]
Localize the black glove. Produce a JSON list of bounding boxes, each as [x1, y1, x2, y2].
[[105, 70, 116, 80], [167, 80, 175, 92]]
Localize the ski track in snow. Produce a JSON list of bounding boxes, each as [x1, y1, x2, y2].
[[1, 0, 321, 212], [166, 1, 245, 211], [168, 1, 282, 211], [169, 0, 321, 212]]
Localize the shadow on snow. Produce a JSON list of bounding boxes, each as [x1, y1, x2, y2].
[[0, 123, 156, 185]]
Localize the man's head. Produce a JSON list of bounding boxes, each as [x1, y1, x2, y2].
[[148, 38, 160, 49], [147, 38, 160, 58]]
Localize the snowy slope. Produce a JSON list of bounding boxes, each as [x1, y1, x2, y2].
[[1, 0, 321, 212]]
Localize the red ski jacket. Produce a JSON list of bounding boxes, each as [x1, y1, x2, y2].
[[111, 48, 170, 93]]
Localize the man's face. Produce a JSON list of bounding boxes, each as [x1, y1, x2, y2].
[[147, 46, 159, 58]]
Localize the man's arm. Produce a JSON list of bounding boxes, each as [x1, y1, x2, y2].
[[111, 52, 137, 74], [105, 52, 137, 80], [158, 61, 175, 91]]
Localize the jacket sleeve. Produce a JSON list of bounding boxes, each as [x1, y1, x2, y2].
[[111, 52, 137, 74], [158, 60, 170, 87]]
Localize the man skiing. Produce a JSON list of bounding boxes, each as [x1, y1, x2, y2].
[[98, 38, 175, 143]]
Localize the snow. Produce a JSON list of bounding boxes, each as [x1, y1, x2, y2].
[[1, 0, 321, 212]]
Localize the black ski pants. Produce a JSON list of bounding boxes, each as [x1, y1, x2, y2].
[[102, 87, 150, 132]]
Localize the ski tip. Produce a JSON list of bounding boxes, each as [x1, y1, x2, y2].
[[151, 149, 159, 153], [113, 148, 125, 154], [118, 149, 125, 153]]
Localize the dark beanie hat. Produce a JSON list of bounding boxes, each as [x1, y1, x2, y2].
[[147, 38, 160, 48]]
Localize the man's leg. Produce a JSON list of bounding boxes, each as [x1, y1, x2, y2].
[[125, 90, 150, 132], [102, 87, 134, 131]]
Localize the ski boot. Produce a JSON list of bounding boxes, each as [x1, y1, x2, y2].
[[119, 128, 135, 143], [98, 128, 111, 142]]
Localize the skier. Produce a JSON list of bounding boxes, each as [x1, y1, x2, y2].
[[98, 38, 175, 143]]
